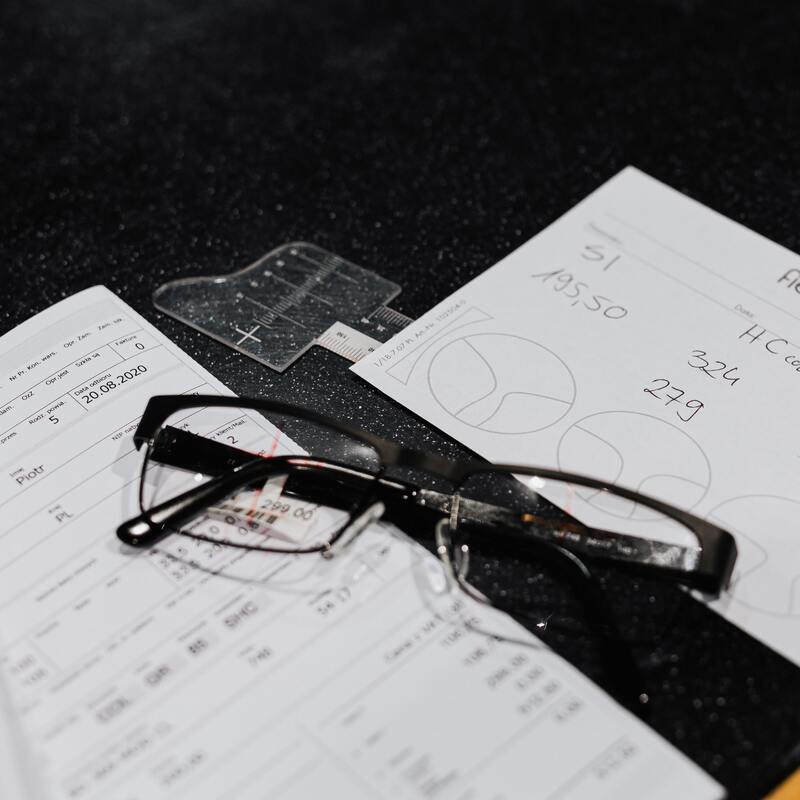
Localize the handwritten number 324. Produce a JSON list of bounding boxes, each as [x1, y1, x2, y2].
[[688, 350, 741, 386]]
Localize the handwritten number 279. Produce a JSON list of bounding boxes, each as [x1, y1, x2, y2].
[[644, 379, 703, 422]]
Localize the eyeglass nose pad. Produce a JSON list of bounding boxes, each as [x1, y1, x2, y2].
[[454, 543, 471, 582], [434, 518, 457, 583], [322, 501, 385, 559], [435, 519, 491, 604]]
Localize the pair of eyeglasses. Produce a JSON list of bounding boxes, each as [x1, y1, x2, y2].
[[117, 395, 737, 711]]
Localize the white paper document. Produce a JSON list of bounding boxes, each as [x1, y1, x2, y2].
[[353, 166, 800, 668], [0, 286, 721, 798]]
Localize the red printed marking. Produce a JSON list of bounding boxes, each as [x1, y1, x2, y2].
[[247, 430, 283, 518], [266, 430, 282, 458]]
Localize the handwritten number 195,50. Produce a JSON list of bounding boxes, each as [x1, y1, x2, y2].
[[644, 379, 703, 422], [530, 269, 627, 319], [688, 350, 740, 386]]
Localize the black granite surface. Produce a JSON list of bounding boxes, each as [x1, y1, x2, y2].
[[2, 1, 800, 797]]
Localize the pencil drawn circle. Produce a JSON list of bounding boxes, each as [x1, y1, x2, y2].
[[426, 333, 576, 435], [707, 495, 800, 618], [557, 410, 711, 520]]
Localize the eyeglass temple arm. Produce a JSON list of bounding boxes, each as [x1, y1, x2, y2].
[[415, 490, 734, 596], [117, 455, 301, 547], [443, 494, 732, 595]]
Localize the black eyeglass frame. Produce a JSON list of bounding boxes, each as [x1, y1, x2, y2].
[[120, 395, 737, 596]]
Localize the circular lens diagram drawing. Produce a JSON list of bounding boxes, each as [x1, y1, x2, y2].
[[557, 411, 711, 520], [707, 495, 800, 617], [426, 333, 576, 435]]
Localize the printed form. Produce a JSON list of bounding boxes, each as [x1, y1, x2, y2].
[[353, 167, 800, 668], [0, 286, 720, 798]]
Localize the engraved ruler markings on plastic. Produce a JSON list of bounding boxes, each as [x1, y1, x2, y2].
[[317, 322, 381, 362]]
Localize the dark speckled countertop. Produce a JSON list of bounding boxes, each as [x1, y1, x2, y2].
[[2, 1, 799, 797]]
